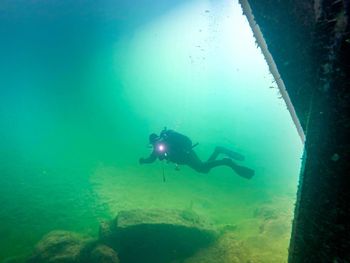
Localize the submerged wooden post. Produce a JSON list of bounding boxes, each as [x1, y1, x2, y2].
[[239, 0, 305, 143], [239, 0, 350, 262]]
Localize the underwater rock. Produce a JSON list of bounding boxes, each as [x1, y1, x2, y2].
[[183, 231, 252, 263], [89, 244, 120, 263], [237, 201, 293, 263], [253, 203, 291, 238], [253, 206, 278, 220], [259, 216, 290, 238], [99, 219, 114, 242], [242, 234, 290, 263], [100, 209, 217, 263], [26, 230, 91, 263], [3, 256, 26, 263]]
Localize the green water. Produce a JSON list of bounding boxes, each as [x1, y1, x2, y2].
[[0, 0, 303, 262]]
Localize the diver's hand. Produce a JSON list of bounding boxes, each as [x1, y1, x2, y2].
[[139, 158, 145, 164]]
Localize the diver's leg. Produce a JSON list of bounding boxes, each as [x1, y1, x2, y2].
[[207, 146, 245, 162], [202, 158, 233, 173], [227, 159, 255, 179], [187, 153, 237, 174], [207, 147, 221, 162], [187, 151, 254, 178], [186, 151, 211, 173], [203, 158, 255, 179]]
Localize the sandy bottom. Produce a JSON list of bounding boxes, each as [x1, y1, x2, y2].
[[90, 163, 297, 263], [0, 160, 296, 263]]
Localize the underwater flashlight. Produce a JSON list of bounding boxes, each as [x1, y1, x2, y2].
[[158, 144, 165, 152]]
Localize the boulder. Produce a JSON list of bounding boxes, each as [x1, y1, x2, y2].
[[99, 209, 217, 263], [26, 230, 90, 263], [89, 244, 120, 263], [183, 231, 252, 263]]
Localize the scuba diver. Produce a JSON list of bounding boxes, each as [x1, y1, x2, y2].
[[139, 128, 255, 179]]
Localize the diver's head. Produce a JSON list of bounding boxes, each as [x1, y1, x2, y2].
[[149, 133, 159, 144]]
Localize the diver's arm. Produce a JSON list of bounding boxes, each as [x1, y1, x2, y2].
[[139, 152, 157, 164]]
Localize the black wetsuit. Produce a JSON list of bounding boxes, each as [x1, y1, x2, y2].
[[140, 130, 255, 178]]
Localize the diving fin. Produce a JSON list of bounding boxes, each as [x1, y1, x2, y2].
[[233, 165, 255, 179], [227, 159, 255, 179], [226, 150, 245, 161], [218, 147, 245, 161]]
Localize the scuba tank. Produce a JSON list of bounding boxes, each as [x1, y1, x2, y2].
[[160, 128, 194, 151]]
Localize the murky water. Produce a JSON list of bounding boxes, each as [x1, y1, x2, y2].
[[0, 0, 303, 262]]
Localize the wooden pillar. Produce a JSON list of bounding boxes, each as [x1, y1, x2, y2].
[[239, 0, 350, 261]]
